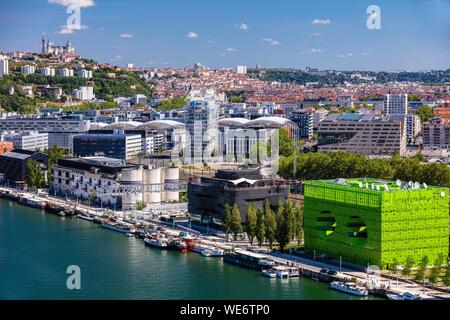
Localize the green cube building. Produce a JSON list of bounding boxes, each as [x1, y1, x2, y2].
[[303, 178, 449, 269]]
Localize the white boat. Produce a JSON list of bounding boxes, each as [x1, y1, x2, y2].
[[144, 237, 168, 248], [386, 292, 422, 300], [261, 266, 290, 279], [190, 243, 224, 257], [125, 232, 134, 238], [262, 269, 277, 278], [330, 281, 369, 296]]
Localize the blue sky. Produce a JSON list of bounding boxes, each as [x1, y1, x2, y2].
[[0, 0, 449, 71]]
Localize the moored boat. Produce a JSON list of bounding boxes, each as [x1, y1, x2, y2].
[[144, 237, 168, 248], [330, 281, 368, 296], [167, 239, 188, 252], [19, 197, 46, 209], [77, 213, 94, 221], [190, 243, 224, 257], [101, 221, 136, 234]]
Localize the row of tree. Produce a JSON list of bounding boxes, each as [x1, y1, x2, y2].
[[26, 145, 68, 189], [279, 151, 450, 189], [222, 199, 303, 251], [390, 254, 450, 286]]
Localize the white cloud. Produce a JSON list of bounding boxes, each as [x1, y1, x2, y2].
[[226, 48, 237, 52], [302, 48, 323, 54], [312, 32, 321, 37], [48, 0, 95, 7], [187, 32, 199, 38], [312, 19, 331, 25], [262, 38, 281, 45], [120, 33, 133, 38], [58, 24, 87, 34], [238, 23, 248, 30], [337, 53, 353, 58]]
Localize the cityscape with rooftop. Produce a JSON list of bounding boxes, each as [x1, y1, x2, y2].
[[0, 0, 449, 309]]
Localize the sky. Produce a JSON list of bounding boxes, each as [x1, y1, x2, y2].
[[0, 0, 449, 71]]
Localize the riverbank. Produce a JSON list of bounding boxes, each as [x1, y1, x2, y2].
[[0, 198, 383, 300], [1, 186, 448, 300]]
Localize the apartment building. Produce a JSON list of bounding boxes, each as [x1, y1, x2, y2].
[[422, 117, 450, 148], [384, 94, 408, 115]]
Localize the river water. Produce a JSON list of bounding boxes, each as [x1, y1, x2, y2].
[[0, 199, 380, 300]]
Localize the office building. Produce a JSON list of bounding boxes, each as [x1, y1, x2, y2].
[[71, 132, 142, 160], [303, 178, 449, 269], [188, 168, 290, 222], [318, 112, 407, 156], [0, 117, 90, 150], [0, 149, 48, 186], [384, 94, 408, 115], [1, 131, 48, 151]]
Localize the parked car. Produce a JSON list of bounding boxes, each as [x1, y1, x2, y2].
[[327, 270, 338, 276], [320, 268, 328, 274]]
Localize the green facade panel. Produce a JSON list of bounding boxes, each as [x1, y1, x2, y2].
[[303, 179, 449, 269]]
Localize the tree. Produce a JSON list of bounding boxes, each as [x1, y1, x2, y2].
[[245, 204, 257, 245], [293, 202, 304, 246], [429, 266, 439, 284], [443, 265, 450, 287], [264, 200, 277, 249], [230, 204, 243, 240], [415, 256, 429, 281], [390, 258, 400, 275], [275, 199, 291, 252], [46, 145, 67, 186], [255, 208, 266, 247], [284, 199, 296, 240], [26, 159, 45, 190], [222, 204, 232, 239], [415, 106, 434, 123], [402, 256, 415, 277]]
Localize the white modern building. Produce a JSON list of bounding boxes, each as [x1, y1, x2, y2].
[[236, 65, 247, 74], [78, 69, 93, 79], [58, 68, 74, 77], [186, 89, 219, 162], [40, 67, 56, 77], [52, 157, 181, 210], [73, 86, 95, 101], [384, 94, 408, 115], [21, 65, 36, 75], [0, 131, 48, 151], [0, 117, 90, 150], [0, 55, 9, 77]]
